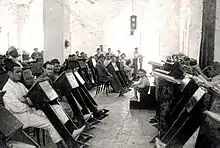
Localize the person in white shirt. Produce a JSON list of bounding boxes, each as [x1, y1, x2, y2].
[[120, 53, 134, 81], [2, 59, 74, 148], [133, 47, 141, 80], [131, 69, 150, 101]]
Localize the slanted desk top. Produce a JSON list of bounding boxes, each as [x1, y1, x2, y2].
[[54, 71, 79, 89], [148, 61, 164, 67], [152, 71, 182, 84], [26, 78, 58, 102], [74, 71, 85, 85]]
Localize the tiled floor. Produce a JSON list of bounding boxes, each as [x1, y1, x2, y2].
[[38, 89, 197, 148], [87, 91, 157, 148]]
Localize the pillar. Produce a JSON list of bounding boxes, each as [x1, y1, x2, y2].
[[43, 0, 71, 63], [215, 0, 220, 62]]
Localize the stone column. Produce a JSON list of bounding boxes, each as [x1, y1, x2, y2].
[[179, 0, 202, 61], [215, 0, 220, 62], [43, 0, 70, 63], [63, 0, 71, 60], [188, 0, 203, 61]]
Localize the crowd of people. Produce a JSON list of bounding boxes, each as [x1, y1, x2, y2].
[[0, 44, 146, 148], [0, 45, 144, 93]]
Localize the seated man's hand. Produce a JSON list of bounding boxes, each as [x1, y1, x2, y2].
[[29, 108, 35, 114], [19, 97, 28, 104]]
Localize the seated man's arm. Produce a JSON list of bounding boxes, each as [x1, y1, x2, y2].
[[3, 89, 31, 113]]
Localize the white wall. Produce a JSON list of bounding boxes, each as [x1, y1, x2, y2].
[[215, 0, 220, 62], [0, 0, 203, 64], [0, 1, 44, 55], [179, 0, 203, 61], [43, 0, 65, 63], [70, 0, 104, 56], [69, 0, 202, 62], [21, 0, 44, 54]]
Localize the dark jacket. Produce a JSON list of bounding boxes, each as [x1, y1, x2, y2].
[[96, 61, 111, 82]]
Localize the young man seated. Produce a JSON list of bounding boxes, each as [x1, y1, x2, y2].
[[51, 59, 62, 78], [104, 54, 126, 96], [131, 69, 150, 101], [96, 54, 124, 96], [38, 61, 74, 119], [2, 59, 83, 148]]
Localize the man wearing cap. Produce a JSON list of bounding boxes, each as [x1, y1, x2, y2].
[[7, 46, 22, 67], [31, 48, 41, 60]]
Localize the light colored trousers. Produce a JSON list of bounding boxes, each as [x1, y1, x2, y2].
[[22, 105, 69, 144], [7, 141, 36, 148]]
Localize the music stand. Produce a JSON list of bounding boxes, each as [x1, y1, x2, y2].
[[73, 71, 109, 118], [53, 71, 89, 125], [74, 71, 98, 109], [26, 78, 81, 147], [158, 87, 207, 146], [167, 76, 199, 125], [150, 71, 181, 142]]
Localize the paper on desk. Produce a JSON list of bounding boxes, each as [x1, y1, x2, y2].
[[74, 71, 85, 84], [39, 81, 58, 101], [65, 72, 79, 89]]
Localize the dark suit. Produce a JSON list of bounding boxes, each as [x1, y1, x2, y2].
[[106, 62, 123, 91], [96, 61, 118, 92]]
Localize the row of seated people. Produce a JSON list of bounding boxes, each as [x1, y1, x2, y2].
[[0, 54, 109, 148], [56, 53, 133, 96], [1, 45, 135, 98], [95, 54, 132, 96], [148, 53, 220, 147], [21, 50, 134, 96]]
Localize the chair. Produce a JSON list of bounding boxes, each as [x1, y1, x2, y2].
[[0, 91, 46, 146], [96, 80, 111, 96], [94, 68, 112, 96], [24, 128, 46, 146]]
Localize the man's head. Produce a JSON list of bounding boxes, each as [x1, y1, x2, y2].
[[97, 48, 101, 54], [51, 59, 60, 73], [137, 69, 146, 78], [135, 47, 138, 52], [100, 45, 103, 51], [98, 54, 105, 63], [42, 61, 54, 77], [75, 51, 79, 56], [106, 53, 111, 60], [121, 53, 126, 59], [4, 58, 22, 82], [80, 52, 84, 56], [111, 55, 117, 62], [108, 48, 111, 52], [8, 46, 20, 58], [34, 48, 38, 52]]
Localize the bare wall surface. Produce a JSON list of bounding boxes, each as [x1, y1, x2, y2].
[[215, 0, 220, 62], [0, 0, 203, 63]]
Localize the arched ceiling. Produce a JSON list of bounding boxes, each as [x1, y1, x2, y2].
[[0, 0, 32, 6]]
